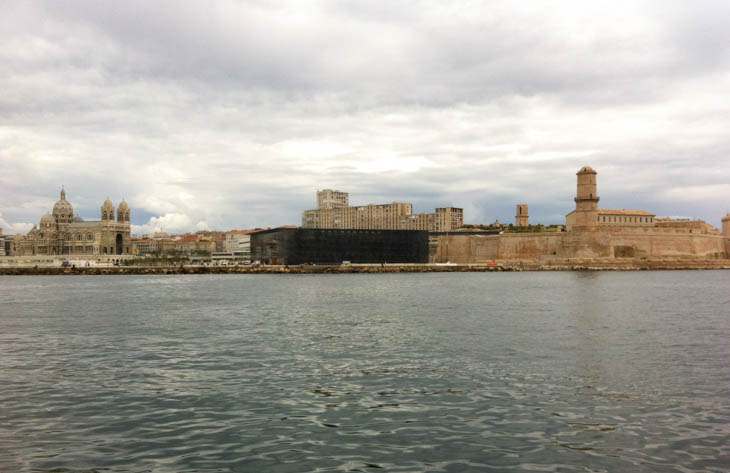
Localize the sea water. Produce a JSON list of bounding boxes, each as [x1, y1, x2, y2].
[[1, 271, 728, 472]]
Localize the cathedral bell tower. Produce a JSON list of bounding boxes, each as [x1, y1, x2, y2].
[[101, 198, 115, 222], [573, 166, 599, 230]]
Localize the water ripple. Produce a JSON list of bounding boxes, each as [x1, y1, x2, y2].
[[1, 272, 729, 472]]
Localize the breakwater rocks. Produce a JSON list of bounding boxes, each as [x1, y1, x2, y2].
[[2, 260, 730, 275]]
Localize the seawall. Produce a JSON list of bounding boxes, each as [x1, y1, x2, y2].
[[2, 260, 730, 275], [435, 229, 728, 263]]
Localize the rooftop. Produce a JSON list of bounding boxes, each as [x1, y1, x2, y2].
[[598, 209, 655, 216]]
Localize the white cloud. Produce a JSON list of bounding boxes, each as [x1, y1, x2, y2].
[[0, 212, 34, 235], [131, 213, 193, 236]]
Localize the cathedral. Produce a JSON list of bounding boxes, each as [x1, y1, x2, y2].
[[10, 189, 132, 256]]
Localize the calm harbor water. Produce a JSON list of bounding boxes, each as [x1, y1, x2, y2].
[[0, 272, 728, 472]]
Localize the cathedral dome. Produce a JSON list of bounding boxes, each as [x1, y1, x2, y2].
[[118, 200, 129, 211], [40, 213, 55, 226], [102, 198, 114, 209], [52, 188, 74, 220]]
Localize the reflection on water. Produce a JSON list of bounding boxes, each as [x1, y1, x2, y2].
[[0, 272, 728, 472]]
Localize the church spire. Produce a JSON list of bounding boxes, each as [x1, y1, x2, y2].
[[61, 186, 66, 200]]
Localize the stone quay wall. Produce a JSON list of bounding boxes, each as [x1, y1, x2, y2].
[[2, 260, 730, 276]]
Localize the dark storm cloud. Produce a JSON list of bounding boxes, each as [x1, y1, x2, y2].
[[1, 0, 729, 234]]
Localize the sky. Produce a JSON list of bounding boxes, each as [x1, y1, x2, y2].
[[1, 0, 729, 236]]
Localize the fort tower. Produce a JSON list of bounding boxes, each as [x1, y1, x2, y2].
[[515, 204, 529, 227], [573, 166, 599, 230], [722, 212, 730, 237]]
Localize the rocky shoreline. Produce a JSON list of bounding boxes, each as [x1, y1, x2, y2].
[[2, 260, 729, 275]]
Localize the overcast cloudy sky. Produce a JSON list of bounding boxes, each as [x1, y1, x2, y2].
[[2, 0, 729, 235]]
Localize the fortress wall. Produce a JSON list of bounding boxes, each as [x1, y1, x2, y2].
[[594, 228, 726, 258], [435, 234, 500, 263], [434, 229, 727, 263], [496, 233, 572, 260]]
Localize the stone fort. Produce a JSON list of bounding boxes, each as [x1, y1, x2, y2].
[[435, 167, 729, 263]]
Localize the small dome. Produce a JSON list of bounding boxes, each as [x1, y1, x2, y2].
[[52, 188, 74, 218], [40, 213, 55, 225], [578, 166, 595, 173], [102, 197, 114, 209], [118, 200, 129, 210]]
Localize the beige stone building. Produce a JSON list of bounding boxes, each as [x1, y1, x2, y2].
[[317, 189, 349, 209], [515, 204, 529, 227], [434, 166, 727, 263], [132, 238, 177, 256], [567, 208, 656, 230], [8, 189, 132, 256], [655, 218, 719, 234], [564, 167, 659, 231], [132, 238, 159, 255], [302, 190, 463, 232]]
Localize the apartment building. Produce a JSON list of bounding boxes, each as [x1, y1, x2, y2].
[[317, 189, 349, 209], [301, 190, 463, 232]]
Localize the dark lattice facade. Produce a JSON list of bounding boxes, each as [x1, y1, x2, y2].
[[251, 228, 429, 265]]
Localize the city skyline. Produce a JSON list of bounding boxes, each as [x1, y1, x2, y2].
[[2, 1, 730, 234]]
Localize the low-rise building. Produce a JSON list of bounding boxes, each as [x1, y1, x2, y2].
[[132, 238, 158, 255], [175, 234, 216, 255], [566, 209, 656, 231], [224, 230, 259, 259], [132, 237, 178, 256], [597, 209, 656, 227], [655, 218, 720, 234], [251, 227, 429, 265]]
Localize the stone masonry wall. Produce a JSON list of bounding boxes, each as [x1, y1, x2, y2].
[[434, 228, 727, 263]]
